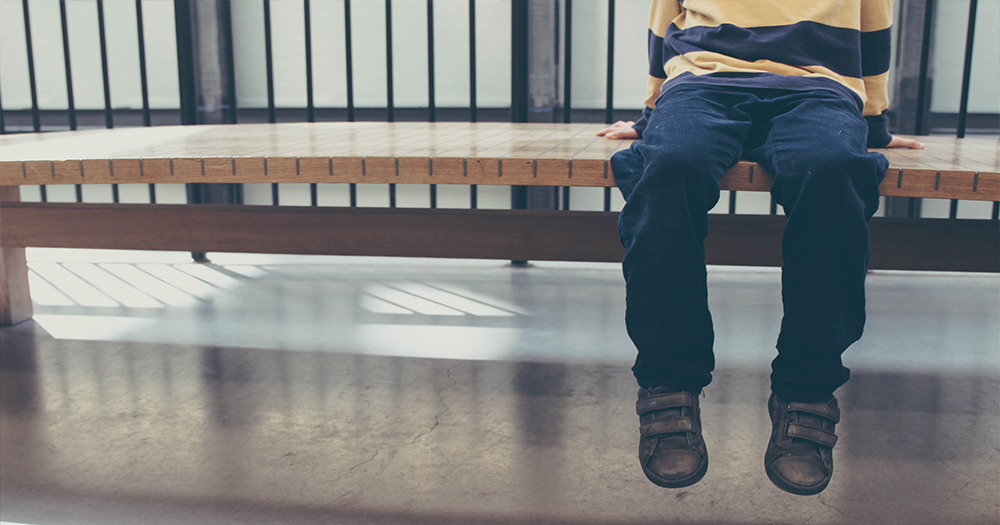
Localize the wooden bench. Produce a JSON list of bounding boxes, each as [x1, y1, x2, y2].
[[2, 122, 998, 326]]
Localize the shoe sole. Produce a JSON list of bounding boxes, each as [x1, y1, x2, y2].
[[763, 456, 831, 496], [641, 456, 709, 489]]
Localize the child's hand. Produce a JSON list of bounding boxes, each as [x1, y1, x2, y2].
[[597, 121, 639, 140], [886, 136, 925, 149]]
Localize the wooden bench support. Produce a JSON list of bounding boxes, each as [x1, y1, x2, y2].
[[0, 187, 33, 326], [2, 202, 997, 273]]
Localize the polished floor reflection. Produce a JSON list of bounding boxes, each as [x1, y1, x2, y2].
[[2, 250, 998, 525]]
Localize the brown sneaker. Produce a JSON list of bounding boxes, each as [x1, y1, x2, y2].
[[764, 393, 840, 495], [636, 386, 708, 488]]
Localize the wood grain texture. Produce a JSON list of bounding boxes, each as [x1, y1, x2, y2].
[[2, 203, 996, 272], [1, 124, 996, 201], [0, 187, 33, 325]]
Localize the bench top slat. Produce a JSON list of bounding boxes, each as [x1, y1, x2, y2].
[[1, 123, 997, 201]]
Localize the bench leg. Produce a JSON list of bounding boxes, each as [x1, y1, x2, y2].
[[0, 187, 33, 326]]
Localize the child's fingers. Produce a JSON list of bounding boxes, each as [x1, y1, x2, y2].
[[886, 136, 926, 149], [597, 121, 633, 137]]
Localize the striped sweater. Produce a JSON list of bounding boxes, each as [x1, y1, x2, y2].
[[634, 0, 893, 147]]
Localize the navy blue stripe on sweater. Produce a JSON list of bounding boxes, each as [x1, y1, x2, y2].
[[648, 30, 668, 78], [860, 27, 891, 76], [663, 21, 863, 78]]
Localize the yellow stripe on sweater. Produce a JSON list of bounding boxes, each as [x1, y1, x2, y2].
[[862, 72, 889, 116], [669, 0, 892, 32], [861, 0, 894, 32], [649, 0, 682, 38]]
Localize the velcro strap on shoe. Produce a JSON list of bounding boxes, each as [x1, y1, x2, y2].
[[786, 423, 838, 449], [636, 392, 693, 416], [640, 418, 694, 437], [787, 402, 841, 423]]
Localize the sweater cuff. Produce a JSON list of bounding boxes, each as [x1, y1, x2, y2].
[[865, 112, 892, 148], [632, 106, 653, 139], [632, 119, 647, 139]]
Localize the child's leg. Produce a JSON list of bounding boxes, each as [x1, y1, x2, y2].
[[615, 85, 754, 489], [746, 90, 888, 402], [744, 89, 887, 496], [612, 85, 754, 393]]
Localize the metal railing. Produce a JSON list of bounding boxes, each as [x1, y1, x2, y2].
[[2, 0, 997, 220]]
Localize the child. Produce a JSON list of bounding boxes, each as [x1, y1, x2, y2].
[[597, 0, 923, 495]]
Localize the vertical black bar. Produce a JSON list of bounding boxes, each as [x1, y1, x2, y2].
[[385, 1, 395, 208], [913, 0, 934, 135], [385, 0, 395, 122], [310, 183, 318, 206], [949, 199, 959, 218], [0, 84, 5, 133], [174, 0, 198, 125], [264, 0, 276, 124], [728, 190, 737, 214], [97, 0, 118, 200], [61, 0, 83, 199], [344, 0, 355, 122], [563, 0, 572, 123], [468, 0, 477, 122], [604, 0, 615, 125], [508, 0, 535, 220], [509, 0, 530, 251], [603, 187, 611, 211], [956, 0, 978, 138], [220, 1, 238, 124], [264, 0, 277, 202], [305, 0, 315, 123], [561, 0, 573, 208], [430, 184, 437, 208], [553, 0, 560, 124], [511, 0, 529, 123], [97, 0, 114, 129], [186, 184, 207, 261], [40, 186, 48, 203], [59, 0, 77, 130], [135, 0, 151, 127], [21, 0, 41, 132], [169, 7, 225, 253], [149, 184, 156, 203], [907, 197, 917, 218], [470, 185, 477, 209], [512, 187, 528, 211], [992, 202, 999, 220], [349, 183, 357, 207], [427, 0, 436, 122]]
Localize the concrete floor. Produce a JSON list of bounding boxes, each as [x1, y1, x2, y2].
[[1, 249, 998, 525]]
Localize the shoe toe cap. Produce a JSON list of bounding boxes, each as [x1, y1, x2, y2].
[[647, 449, 704, 480], [772, 455, 828, 488]]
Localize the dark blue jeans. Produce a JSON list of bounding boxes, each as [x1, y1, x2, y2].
[[612, 84, 888, 403]]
